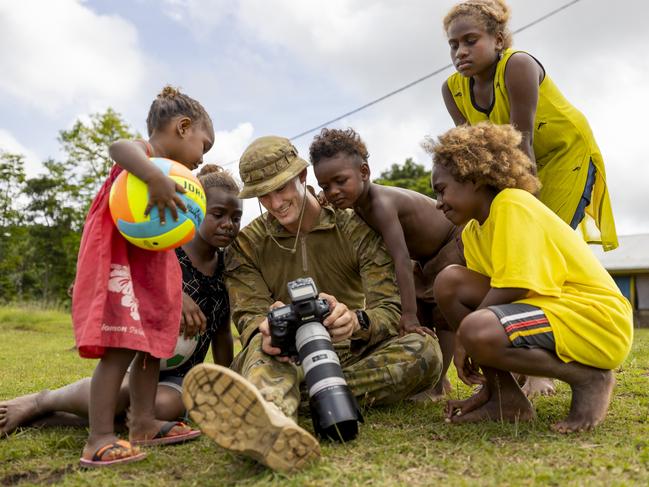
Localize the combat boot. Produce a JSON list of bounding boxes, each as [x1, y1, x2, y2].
[[182, 363, 321, 472]]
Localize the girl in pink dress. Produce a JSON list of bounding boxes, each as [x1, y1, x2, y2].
[[73, 86, 214, 467]]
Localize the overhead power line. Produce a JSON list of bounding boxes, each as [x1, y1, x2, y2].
[[222, 0, 581, 167]]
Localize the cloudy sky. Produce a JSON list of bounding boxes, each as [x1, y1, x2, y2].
[[1, 0, 648, 235]]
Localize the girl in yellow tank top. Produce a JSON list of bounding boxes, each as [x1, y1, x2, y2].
[[442, 0, 617, 250]]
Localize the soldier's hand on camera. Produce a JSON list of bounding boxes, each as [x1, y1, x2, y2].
[[259, 301, 292, 362], [320, 292, 358, 343]]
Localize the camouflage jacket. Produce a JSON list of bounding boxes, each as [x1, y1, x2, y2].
[[225, 204, 401, 354]]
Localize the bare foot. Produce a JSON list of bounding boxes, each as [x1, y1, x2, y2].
[[522, 376, 556, 399], [552, 369, 614, 433], [449, 383, 535, 424], [445, 383, 490, 421], [0, 392, 47, 436], [410, 376, 452, 402]]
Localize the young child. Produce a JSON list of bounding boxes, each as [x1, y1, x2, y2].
[[310, 127, 465, 398], [71, 86, 214, 467], [170, 164, 241, 379], [442, 0, 617, 250], [427, 122, 632, 433], [137, 163, 241, 433], [0, 164, 241, 439]]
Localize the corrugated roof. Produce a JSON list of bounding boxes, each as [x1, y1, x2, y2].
[[590, 234, 649, 272]]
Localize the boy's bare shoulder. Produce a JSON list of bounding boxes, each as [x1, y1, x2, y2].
[[361, 185, 400, 226], [369, 184, 456, 258], [371, 184, 437, 215], [369, 184, 402, 208]]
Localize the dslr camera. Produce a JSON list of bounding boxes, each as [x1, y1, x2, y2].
[[267, 277, 364, 442]]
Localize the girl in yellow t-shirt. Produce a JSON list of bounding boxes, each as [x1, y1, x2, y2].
[[426, 123, 632, 433], [441, 0, 617, 251]]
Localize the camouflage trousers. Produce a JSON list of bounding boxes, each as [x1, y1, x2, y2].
[[231, 332, 442, 420]]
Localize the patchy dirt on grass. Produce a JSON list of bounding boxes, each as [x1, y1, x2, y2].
[[1, 465, 74, 486]]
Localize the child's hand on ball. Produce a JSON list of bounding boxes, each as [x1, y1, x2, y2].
[[145, 173, 188, 225]]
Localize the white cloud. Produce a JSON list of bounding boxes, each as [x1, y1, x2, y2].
[[0, 0, 148, 115], [0, 129, 41, 176], [204, 122, 255, 169], [160, 0, 235, 38], [4, 0, 648, 237], [159, 0, 648, 235], [573, 59, 649, 237], [159, 0, 450, 96]]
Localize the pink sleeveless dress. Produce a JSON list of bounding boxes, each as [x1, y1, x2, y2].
[[72, 141, 182, 359]]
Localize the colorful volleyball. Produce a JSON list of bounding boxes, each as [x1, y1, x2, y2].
[[109, 158, 206, 251]]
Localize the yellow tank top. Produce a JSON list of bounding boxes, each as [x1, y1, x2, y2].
[[446, 48, 618, 250]]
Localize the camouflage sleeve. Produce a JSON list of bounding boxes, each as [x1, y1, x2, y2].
[[224, 230, 274, 348], [343, 213, 401, 354]]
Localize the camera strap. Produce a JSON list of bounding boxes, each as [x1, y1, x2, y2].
[[258, 179, 309, 254]]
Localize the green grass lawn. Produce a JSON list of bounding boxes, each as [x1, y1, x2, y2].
[[1, 305, 648, 486]]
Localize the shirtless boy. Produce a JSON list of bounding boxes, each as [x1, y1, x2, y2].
[[310, 127, 465, 398]]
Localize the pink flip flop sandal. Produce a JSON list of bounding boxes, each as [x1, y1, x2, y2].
[[130, 421, 201, 446], [79, 439, 147, 468]]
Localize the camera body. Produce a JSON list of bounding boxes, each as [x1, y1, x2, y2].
[[268, 277, 330, 358], [267, 277, 363, 442]]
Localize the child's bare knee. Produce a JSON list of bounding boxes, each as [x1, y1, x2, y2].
[[155, 388, 184, 421], [457, 310, 500, 358], [433, 264, 466, 303]]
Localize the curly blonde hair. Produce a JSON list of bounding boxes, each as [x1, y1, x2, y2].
[[424, 123, 540, 194], [444, 0, 513, 50]]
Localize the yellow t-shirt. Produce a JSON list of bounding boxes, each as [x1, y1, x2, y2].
[[447, 48, 618, 251], [462, 188, 632, 370]]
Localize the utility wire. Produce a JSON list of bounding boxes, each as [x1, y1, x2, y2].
[[222, 0, 581, 167], [289, 0, 582, 141]]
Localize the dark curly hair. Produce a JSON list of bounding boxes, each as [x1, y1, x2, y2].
[[309, 128, 370, 165], [197, 164, 240, 194], [444, 0, 513, 50], [146, 85, 212, 136], [424, 122, 540, 193]]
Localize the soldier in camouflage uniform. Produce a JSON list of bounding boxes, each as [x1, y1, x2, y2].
[[182, 136, 442, 472]]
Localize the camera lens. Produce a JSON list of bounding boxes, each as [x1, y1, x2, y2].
[[296, 322, 363, 442]]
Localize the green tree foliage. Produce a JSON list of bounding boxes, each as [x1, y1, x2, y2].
[[58, 108, 138, 221], [19, 160, 83, 301], [0, 109, 136, 304], [373, 157, 435, 198], [0, 152, 26, 227], [24, 159, 80, 228], [0, 226, 32, 301], [0, 153, 28, 299]]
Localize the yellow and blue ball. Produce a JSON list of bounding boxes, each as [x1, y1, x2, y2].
[[109, 158, 206, 251]]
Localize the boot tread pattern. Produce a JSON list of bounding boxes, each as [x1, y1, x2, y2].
[[182, 364, 320, 472]]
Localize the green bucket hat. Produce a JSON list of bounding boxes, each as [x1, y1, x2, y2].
[[238, 136, 309, 199]]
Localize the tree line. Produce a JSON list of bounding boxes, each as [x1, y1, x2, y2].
[[0, 110, 432, 305], [0, 110, 136, 304]]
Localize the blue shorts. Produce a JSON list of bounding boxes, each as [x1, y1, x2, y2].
[[569, 160, 596, 229], [488, 303, 555, 351]]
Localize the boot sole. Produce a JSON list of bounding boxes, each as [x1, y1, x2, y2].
[[182, 363, 320, 472]]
